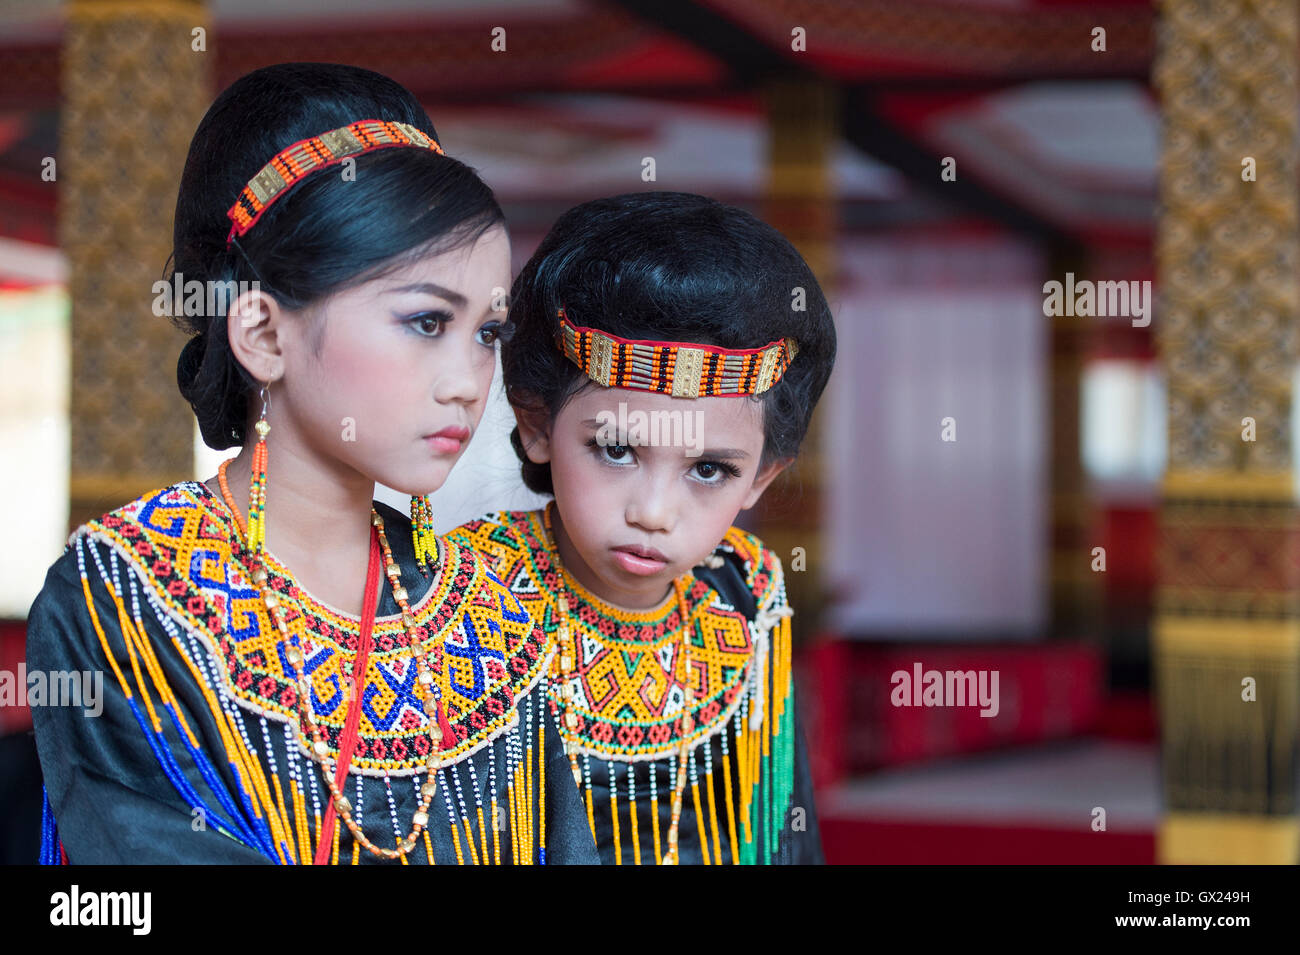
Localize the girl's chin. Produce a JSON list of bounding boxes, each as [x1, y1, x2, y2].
[[596, 565, 678, 608], [379, 466, 453, 499]]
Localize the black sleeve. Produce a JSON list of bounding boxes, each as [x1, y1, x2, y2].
[[695, 552, 822, 864], [26, 539, 272, 864]]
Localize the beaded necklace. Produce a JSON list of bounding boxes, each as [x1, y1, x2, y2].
[[217, 458, 447, 860], [540, 503, 697, 864]]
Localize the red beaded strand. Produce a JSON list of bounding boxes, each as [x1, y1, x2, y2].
[[217, 390, 449, 861]]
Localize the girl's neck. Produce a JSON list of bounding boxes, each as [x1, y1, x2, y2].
[[206, 433, 376, 616]]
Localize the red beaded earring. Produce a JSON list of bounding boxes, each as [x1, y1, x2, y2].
[[246, 385, 270, 560]]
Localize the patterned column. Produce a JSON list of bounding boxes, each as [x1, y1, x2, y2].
[[759, 76, 836, 637], [1047, 246, 1103, 644], [1153, 0, 1300, 863], [62, 0, 209, 530]]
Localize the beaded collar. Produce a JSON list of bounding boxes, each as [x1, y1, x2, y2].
[[450, 506, 780, 762], [79, 482, 549, 775]]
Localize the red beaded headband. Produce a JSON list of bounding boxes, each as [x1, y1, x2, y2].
[[225, 119, 444, 246], [555, 308, 799, 398]]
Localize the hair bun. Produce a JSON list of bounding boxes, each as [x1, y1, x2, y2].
[[177, 333, 207, 393], [177, 333, 208, 399]]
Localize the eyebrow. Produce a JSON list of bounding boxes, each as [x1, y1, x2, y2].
[[385, 282, 468, 308], [579, 419, 750, 458], [699, 448, 749, 459]]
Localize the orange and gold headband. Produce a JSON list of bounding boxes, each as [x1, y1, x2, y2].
[[556, 308, 799, 398], [226, 119, 444, 246]]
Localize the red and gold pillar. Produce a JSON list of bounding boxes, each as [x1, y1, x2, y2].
[[62, 0, 209, 529], [759, 76, 837, 637], [1153, 0, 1300, 864]]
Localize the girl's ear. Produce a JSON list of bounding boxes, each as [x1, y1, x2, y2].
[[740, 457, 792, 510], [512, 402, 553, 464], [227, 288, 288, 384]]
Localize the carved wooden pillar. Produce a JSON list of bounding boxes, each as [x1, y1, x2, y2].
[[760, 76, 837, 638], [1153, 0, 1300, 863], [62, 0, 209, 529], [1047, 244, 1103, 644]]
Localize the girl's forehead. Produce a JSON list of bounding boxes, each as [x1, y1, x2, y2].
[[565, 386, 765, 433]]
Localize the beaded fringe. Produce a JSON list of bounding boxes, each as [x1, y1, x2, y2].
[[47, 534, 550, 865], [571, 611, 796, 865]]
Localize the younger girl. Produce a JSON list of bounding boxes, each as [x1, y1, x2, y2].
[[27, 63, 596, 865], [452, 192, 835, 863]]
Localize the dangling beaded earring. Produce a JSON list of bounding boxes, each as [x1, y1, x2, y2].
[[410, 494, 438, 573], [246, 385, 270, 561]]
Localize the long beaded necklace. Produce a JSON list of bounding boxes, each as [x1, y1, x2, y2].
[[217, 457, 447, 860], [540, 504, 697, 864]]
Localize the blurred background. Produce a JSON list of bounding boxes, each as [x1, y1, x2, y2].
[[1, 0, 1294, 865]]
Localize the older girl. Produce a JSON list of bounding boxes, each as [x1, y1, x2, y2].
[[28, 63, 596, 865]]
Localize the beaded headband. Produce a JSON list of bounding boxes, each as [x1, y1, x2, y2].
[[555, 308, 799, 398], [225, 119, 444, 246]]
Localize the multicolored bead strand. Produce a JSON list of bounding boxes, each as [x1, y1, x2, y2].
[[465, 757, 491, 865], [627, 761, 641, 865], [219, 459, 447, 861], [608, 759, 622, 863], [245, 387, 270, 559], [410, 494, 437, 571], [664, 750, 688, 865], [649, 759, 662, 864], [688, 744, 710, 865], [537, 680, 547, 865], [661, 577, 696, 864], [487, 738, 502, 865]]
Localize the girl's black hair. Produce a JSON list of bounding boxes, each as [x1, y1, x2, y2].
[[504, 191, 837, 495], [172, 62, 505, 449]]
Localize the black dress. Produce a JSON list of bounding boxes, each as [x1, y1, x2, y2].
[[27, 482, 598, 864], [451, 506, 824, 865]]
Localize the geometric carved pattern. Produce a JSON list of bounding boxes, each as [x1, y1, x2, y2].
[[1153, 0, 1300, 853], [1155, 0, 1298, 475], [1158, 498, 1300, 619], [62, 1, 210, 526]]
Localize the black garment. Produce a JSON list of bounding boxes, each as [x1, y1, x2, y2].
[[582, 702, 824, 864], [27, 484, 598, 864], [450, 507, 826, 865]]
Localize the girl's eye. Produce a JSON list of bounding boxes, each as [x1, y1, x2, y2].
[[407, 311, 451, 337], [691, 460, 741, 484], [476, 322, 503, 346], [584, 436, 635, 466]]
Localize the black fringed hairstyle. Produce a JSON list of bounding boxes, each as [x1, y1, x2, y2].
[[170, 62, 504, 449], [503, 191, 838, 496]]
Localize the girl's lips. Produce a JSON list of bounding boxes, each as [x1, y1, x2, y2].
[[611, 545, 669, 576], [426, 435, 462, 454], [425, 426, 470, 455]]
